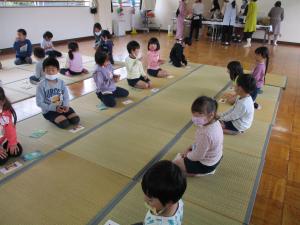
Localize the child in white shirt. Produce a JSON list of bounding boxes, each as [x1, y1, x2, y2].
[[41, 31, 62, 58], [219, 74, 256, 135], [141, 160, 186, 225], [125, 40, 152, 89]]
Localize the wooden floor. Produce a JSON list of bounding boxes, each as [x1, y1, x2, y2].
[[1, 32, 300, 224]]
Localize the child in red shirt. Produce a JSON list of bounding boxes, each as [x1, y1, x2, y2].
[[0, 87, 23, 165]]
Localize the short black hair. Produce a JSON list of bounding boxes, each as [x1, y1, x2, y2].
[[183, 37, 191, 46], [100, 30, 112, 39], [93, 22, 102, 32], [43, 57, 60, 71], [95, 50, 109, 66], [191, 96, 218, 114], [236, 74, 256, 94], [148, 37, 160, 51], [142, 160, 187, 206], [33, 47, 45, 59], [275, 1, 281, 7], [127, 40, 140, 54], [43, 31, 53, 39], [17, 29, 27, 36], [227, 61, 244, 81]]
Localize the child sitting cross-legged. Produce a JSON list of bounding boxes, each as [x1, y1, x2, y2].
[[218, 74, 256, 135], [173, 96, 223, 176], [36, 57, 80, 129], [93, 50, 129, 107], [141, 160, 187, 225]]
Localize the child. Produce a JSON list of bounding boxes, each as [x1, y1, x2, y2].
[[13, 29, 32, 65], [125, 41, 152, 89], [223, 61, 244, 104], [0, 61, 2, 70], [0, 87, 23, 166], [36, 57, 80, 129], [251, 46, 269, 109], [29, 47, 46, 85], [147, 37, 168, 78], [169, 38, 190, 68], [98, 30, 114, 64], [142, 160, 187, 225], [219, 75, 256, 135], [93, 51, 129, 107], [173, 96, 223, 176], [41, 31, 62, 58], [93, 22, 102, 49], [60, 42, 88, 76]]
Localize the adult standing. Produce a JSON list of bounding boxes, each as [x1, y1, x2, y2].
[[221, 0, 238, 45], [243, 0, 258, 48], [189, 0, 204, 42], [268, 1, 284, 46], [176, 0, 187, 40]]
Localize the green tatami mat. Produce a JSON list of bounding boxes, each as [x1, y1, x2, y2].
[[4, 87, 32, 103], [245, 69, 287, 88], [0, 58, 37, 71], [163, 137, 261, 223], [0, 152, 130, 225], [63, 118, 174, 178], [99, 183, 242, 225]]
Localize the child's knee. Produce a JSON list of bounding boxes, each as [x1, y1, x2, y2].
[[57, 119, 70, 129], [69, 116, 80, 125]]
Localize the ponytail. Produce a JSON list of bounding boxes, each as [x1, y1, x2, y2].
[[67, 41, 79, 61]]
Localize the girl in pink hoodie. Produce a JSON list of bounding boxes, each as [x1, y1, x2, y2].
[[0, 87, 23, 165]]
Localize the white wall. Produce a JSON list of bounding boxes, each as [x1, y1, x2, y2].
[[154, 0, 300, 43], [0, 7, 97, 49]]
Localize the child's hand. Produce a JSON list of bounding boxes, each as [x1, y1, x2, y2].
[[56, 106, 64, 113], [62, 106, 69, 113], [9, 145, 19, 155], [0, 148, 7, 159], [113, 75, 120, 82]]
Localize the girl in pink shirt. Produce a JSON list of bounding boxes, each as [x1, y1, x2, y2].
[[251, 46, 269, 109], [0, 87, 23, 165], [147, 37, 168, 78], [173, 96, 223, 176], [60, 42, 88, 76]]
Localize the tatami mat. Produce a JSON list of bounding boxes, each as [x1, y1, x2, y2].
[[0, 151, 130, 225], [163, 136, 261, 223], [0, 67, 32, 85], [244, 69, 287, 88], [0, 58, 37, 71], [99, 183, 242, 225]]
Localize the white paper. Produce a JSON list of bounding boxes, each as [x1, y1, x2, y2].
[[104, 220, 120, 225], [167, 75, 174, 79], [122, 100, 134, 105], [0, 161, 23, 174], [151, 88, 160, 93], [69, 125, 85, 133]]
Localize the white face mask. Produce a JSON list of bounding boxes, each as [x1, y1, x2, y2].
[[95, 31, 101, 36], [45, 74, 59, 81]]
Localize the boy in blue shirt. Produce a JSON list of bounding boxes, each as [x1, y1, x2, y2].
[[13, 29, 32, 65]]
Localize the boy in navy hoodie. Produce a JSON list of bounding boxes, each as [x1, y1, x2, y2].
[[13, 29, 32, 65]]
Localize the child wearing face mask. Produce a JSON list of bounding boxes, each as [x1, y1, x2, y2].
[[147, 37, 168, 78], [93, 22, 103, 49], [173, 96, 223, 176], [219, 75, 256, 135], [125, 40, 152, 89], [0, 87, 23, 166], [141, 160, 187, 225], [36, 57, 80, 129], [93, 50, 129, 107]]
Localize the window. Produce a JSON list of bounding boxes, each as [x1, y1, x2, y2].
[[112, 0, 140, 8], [0, 0, 90, 7]]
